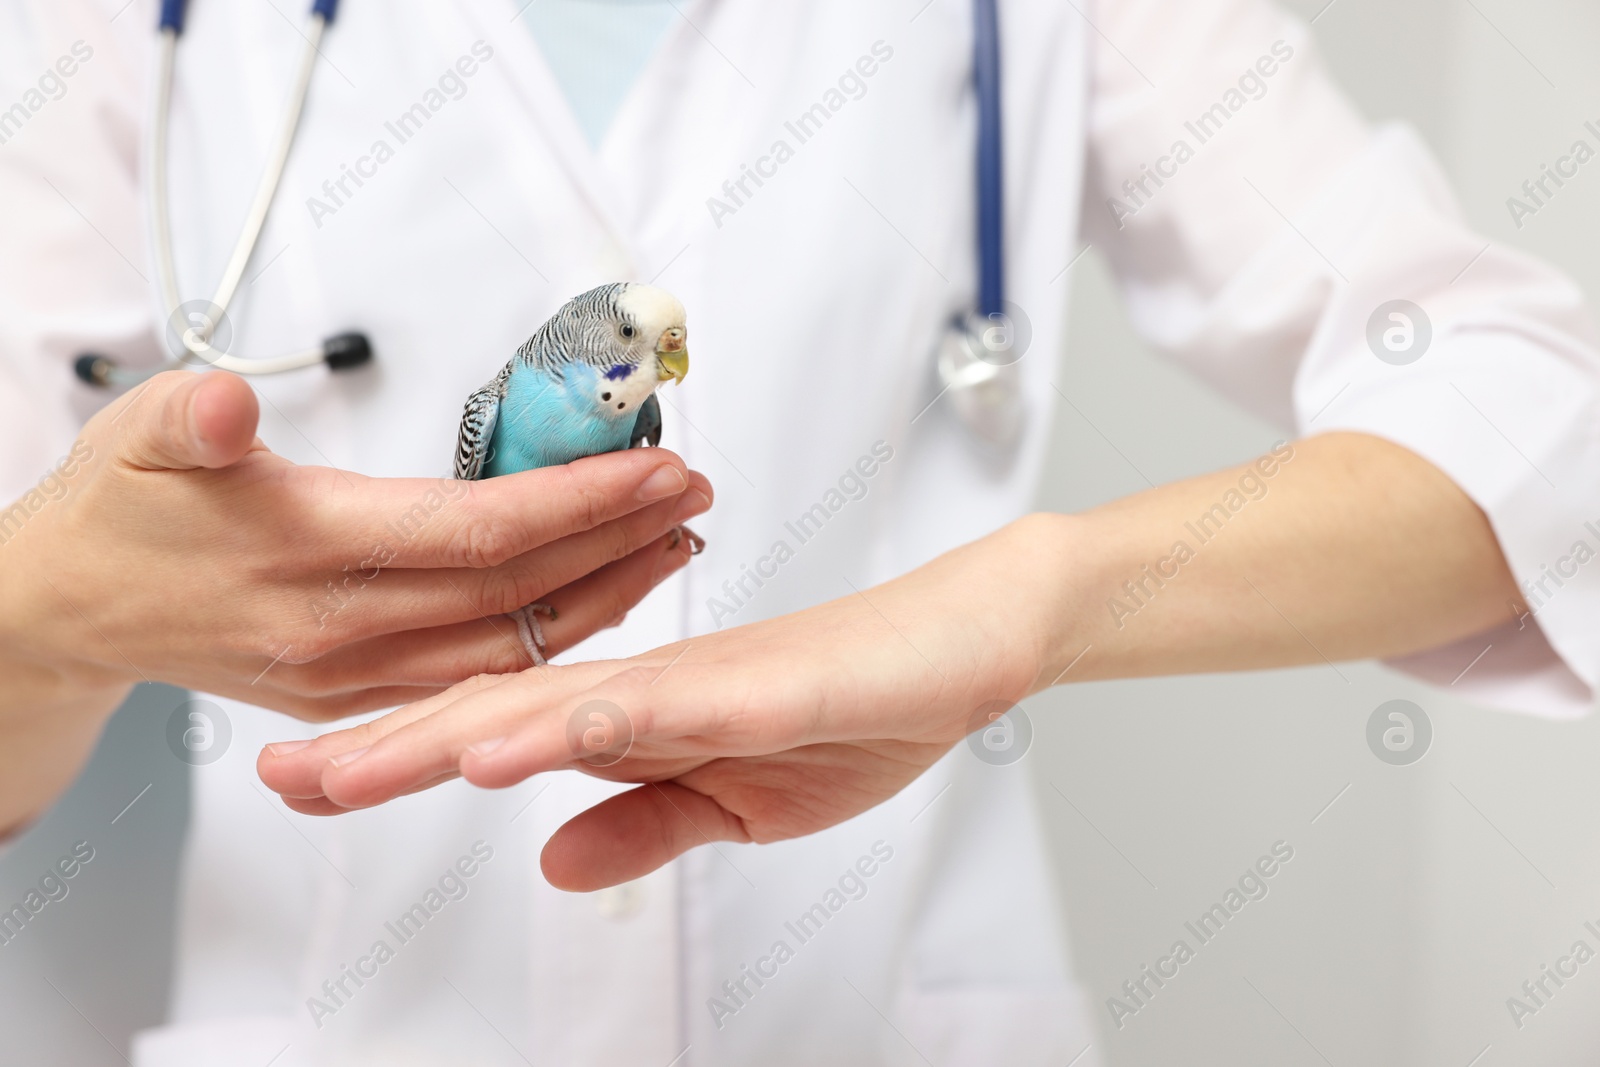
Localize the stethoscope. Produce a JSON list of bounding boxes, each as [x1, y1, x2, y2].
[[934, 0, 1026, 450], [80, 0, 1018, 453], [76, 0, 373, 389]]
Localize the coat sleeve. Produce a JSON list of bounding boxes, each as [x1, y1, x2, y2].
[[0, 0, 155, 503], [1081, 0, 1600, 718]]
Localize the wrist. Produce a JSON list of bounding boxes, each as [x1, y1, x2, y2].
[[993, 512, 1100, 695], [0, 550, 133, 835], [910, 512, 1096, 706], [0, 548, 132, 718], [0, 647, 130, 833]]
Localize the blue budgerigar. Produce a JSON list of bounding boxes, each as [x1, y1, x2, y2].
[[454, 281, 695, 664]]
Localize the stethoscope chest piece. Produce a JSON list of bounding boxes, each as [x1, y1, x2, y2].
[[931, 0, 1027, 453], [937, 309, 1028, 451]]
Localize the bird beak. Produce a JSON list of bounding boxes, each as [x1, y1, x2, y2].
[[656, 328, 689, 384]]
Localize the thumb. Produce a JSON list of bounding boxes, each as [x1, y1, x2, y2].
[[540, 783, 751, 892], [116, 370, 260, 471]]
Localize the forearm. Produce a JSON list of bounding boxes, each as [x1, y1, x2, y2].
[[0, 538, 135, 832], [1026, 431, 1524, 689], [0, 648, 129, 835]]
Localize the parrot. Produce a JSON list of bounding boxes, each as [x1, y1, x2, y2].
[[453, 281, 696, 665]]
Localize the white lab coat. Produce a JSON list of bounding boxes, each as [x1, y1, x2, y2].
[[1, 0, 1596, 1064]]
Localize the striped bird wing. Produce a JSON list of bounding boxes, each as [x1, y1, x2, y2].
[[453, 372, 508, 480]]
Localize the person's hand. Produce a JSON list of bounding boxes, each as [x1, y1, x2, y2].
[[0, 370, 712, 722], [258, 430, 1543, 892], [257, 517, 1069, 890]]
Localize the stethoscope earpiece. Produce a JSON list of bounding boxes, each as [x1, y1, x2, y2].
[[74, 354, 115, 388], [322, 332, 373, 370]]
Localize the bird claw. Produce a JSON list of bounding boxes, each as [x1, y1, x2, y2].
[[512, 602, 556, 667], [669, 525, 706, 555]]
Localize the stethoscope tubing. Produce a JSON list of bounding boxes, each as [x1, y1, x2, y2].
[[973, 0, 1004, 319], [89, 0, 997, 392], [150, 18, 324, 342], [80, 0, 364, 388]]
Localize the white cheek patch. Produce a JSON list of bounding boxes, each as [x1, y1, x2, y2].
[[595, 362, 660, 416]]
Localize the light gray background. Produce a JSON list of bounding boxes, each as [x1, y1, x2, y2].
[[1037, 1, 1600, 1063], [6, 1, 1599, 1063]]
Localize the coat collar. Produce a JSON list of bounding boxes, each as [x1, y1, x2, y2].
[[452, 0, 715, 267]]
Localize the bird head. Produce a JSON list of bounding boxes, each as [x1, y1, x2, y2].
[[523, 282, 689, 423], [616, 283, 689, 387]]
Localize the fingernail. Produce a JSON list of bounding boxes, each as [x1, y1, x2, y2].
[[328, 746, 370, 768], [670, 488, 711, 523], [467, 738, 506, 758], [636, 465, 687, 502], [265, 740, 312, 757]]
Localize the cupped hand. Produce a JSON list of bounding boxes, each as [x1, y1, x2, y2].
[[1, 370, 711, 721], [258, 519, 1066, 890]]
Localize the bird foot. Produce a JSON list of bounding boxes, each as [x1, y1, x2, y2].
[[512, 602, 557, 667], [669, 525, 707, 555]]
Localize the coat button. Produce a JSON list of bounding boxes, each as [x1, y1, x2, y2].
[[594, 879, 646, 921]]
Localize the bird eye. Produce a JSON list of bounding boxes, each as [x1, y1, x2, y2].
[[621, 324, 636, 339]]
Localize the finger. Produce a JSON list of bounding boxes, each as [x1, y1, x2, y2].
[[302, 477, 709, 644], [283, 796, 348, 816], [323, 449, 706, 571], [113, 370, 261, 471], [257, 684, 449, 725], [256, 673, 512, 797], [458, 658, 775, 791], [540, 782, 752, 892], [434, 479, 710, 624], [530, 522, 701, 652], [311, 665, 617, 809], [287, 524, 701, 691], [280, 771, 460, 815], [275, 617, 534, 695]]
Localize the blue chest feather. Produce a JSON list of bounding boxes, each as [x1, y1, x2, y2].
[[483, 362, 637, 476]]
